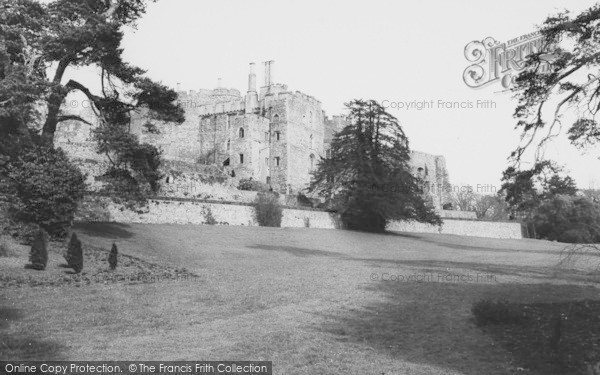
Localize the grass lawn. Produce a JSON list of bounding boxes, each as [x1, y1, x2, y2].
[[1, 223, 599, 374]]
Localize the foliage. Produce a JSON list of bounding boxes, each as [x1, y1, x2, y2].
[[66, 232, 83, 273], [442, 202, 454, 210], [511, 4, 600, 160], [238, 178, 270, 192], [28, 228, 48, 270], [449, 186, 475, 211], [6, 144, 86, 237], [108, 243, 118, 270], [253, 193, 283, 227], [202, 206, 217, 225], [533, 195, 600, 243], [309, 99, 441, 232], [473, 194, 510, 221], [500, 161, 577, 216], [297, 193, 313, 207], [0, 0, 184, 206]]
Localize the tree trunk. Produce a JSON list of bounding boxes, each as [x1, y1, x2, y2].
[[41, 58, 71, 145]]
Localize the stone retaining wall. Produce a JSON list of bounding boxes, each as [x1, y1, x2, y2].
[[75, 197, 521, 239]]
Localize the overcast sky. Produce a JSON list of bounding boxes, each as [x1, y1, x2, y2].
[[74, 0, 600, 191]]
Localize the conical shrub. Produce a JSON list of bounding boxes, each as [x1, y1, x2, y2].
[[29, 228, 48, 270], [108, 243, 118, 270], [67, 232, 83, 273]]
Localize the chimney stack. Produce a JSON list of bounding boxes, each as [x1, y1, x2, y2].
[[248, 63, 257, 93], [263, 60, 274, 87], [245, 63, 259, 113]]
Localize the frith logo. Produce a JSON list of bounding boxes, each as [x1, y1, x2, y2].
[[463, 32, 557, 89]]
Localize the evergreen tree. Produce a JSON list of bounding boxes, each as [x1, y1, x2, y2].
[[108, 243, 118, 270], [29, 228, 48, 270], [309, 99, 441, 232], [66, 232, 83, 273]]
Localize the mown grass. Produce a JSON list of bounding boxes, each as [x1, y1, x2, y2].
[[1, 222, 599, 374]]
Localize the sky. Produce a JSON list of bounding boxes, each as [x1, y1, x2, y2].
[[73, 0, 600, 191]]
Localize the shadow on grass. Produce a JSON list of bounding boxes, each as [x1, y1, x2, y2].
[[386, 231, 571, 257], [316, 279, 600, 375], [358, 258, 600, 284], [247, 244, 349, 259], [73, 222, 134, 239], [0, 304, 66, 360]]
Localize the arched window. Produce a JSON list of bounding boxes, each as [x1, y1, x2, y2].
[[272, 114, 279, 122], [309, 154, 315, 170], [226, 139, 230, 151], [309, 134, 313, 149], [239, 127, 244, 138]]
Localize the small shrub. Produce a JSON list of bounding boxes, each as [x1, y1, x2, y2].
[[254, 193, 283, 227], [202, 206, 217, 225], [297, 193, 313, 207], [472, 299, 528, 326], [28, 228, 48, 270], [238, 178, 270, 192], [66, 232, 83, 273], [303, 217, 310, 228], [442, 202, 454, 210], [108, 243, 118, 270]]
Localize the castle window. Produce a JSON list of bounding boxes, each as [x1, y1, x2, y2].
[[310, 134, 313, 149], [272, 114, 279, 122], [275, 157, 280, 166], [265, 157, 269, 166], [239, 153, 244, 164], [239, 127, 244, 138], [265, 132, 269, 141], [310, 154, 315, 170], [226, 139, 230, 151], [276, 131, 281, 141]]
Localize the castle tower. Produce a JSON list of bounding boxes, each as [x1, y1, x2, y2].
[[245, 63, 258, 113]]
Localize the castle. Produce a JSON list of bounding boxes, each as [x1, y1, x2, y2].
[[55, 61, 451, 208]]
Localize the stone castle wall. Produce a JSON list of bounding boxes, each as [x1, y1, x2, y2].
[[54, 63, 453, 210]]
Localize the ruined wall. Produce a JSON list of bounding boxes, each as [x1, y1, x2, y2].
[[409, 150, 451, 209]]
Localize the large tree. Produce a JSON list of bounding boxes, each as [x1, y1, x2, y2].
[[308, 99, 441, 233], [0, 0, 184, 202], [512, 4, 600, 161]]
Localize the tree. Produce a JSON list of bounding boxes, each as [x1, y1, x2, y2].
[[500, 161, 579, 237], [308, 99, 441, 233], [473, 194, 510, 221], [0, 0, 185, 204], [512, 4, 600, 161], [108, 242, 118, 270], [7, 144, 86, 237], [66, 232, 83, 272], [449, 186, 476, 211], [29, 227, 48, 270], [533, 195, 600, 243]]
